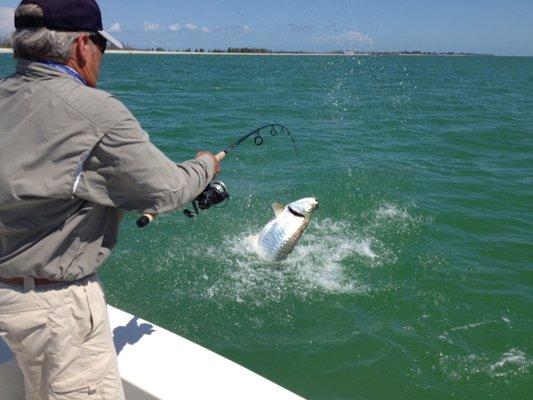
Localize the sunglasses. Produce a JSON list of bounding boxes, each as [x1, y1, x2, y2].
[[89, 33, 107, 54]]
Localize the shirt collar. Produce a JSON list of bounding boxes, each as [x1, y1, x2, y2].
[[15, 59, 88, 86], [36, 60, 88, 86]]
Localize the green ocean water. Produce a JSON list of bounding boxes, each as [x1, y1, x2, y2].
[[1, 54, 532, 399]]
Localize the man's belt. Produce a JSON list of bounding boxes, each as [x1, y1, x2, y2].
[[0, 277, 65, 286]]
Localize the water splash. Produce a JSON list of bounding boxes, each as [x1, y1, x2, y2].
[[438, 348, 532, 381], [489, 348, 532, 377], [376, 202, 410, 220], [199, 205, 418, 304]]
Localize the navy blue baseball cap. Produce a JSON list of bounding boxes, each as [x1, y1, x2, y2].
[[15, 0, 123, 49]]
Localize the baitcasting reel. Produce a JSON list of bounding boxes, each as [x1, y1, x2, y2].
[[183, 181, 229, 218]]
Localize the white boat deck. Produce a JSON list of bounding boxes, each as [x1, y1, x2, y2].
[[0, 305, 303, 399]]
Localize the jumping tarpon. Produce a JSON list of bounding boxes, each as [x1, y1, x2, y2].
[[250, 197, 319, 261]]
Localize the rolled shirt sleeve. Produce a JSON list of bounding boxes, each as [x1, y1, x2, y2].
[[74, 115, 215, 214]]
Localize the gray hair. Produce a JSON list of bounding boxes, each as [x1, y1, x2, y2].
[[12, 4, 86, 62]]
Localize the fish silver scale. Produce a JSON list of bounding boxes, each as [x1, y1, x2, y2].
[[255, 198, 318, 262]]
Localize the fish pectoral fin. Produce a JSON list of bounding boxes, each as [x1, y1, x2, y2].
[[272, 202, 285, 217]]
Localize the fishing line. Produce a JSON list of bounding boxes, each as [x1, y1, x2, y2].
[[225, 123, 318, 224], [225, 123, 315, 197]]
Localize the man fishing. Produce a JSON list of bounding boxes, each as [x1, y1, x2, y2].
[[0, 0, 221, 398]]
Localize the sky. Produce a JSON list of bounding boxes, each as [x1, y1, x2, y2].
[[1, 0, 532, 55]]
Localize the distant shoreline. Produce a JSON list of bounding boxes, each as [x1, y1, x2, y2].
[[108, 50, 367, 56], [105, 50, 492, 57], [0, 48, 505, 56]]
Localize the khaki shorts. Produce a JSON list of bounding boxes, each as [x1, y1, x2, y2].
[[0, 276, 125, 400]]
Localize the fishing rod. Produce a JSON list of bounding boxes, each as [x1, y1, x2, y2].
[[137, 123, 296, 228]]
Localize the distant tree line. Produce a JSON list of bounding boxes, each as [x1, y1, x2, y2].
[[0, 34, 11, 48], [108, 42, 137, 51], [225, 47, 271, 53], [177, 47, 272, 53], [398, 50, 456, 55], [0, 36, 488, 57]]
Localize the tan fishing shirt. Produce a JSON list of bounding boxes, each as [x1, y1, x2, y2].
[[0, 59, 215, 281]]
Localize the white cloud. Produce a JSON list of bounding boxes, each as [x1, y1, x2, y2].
[[184, 23, 198, 32], [108, 22, 121, 33], [0, 7, 15, 34], [344, 30, 373, 44], [143, 22, 160, 32], [168, 22, 209, 33], [313, 29, 373, 45], [212, 25, 253, 35], [169, 23, 182, 32]]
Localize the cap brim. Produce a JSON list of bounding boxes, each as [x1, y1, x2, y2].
[[98, 30, 123, 49]]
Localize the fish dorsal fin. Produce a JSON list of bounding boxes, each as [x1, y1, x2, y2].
[[272, 202, 285, 217]]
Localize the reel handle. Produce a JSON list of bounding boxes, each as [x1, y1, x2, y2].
[[136, 151, 226, 228]]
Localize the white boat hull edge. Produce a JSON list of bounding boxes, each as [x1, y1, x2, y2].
[[0, 305, 303, 400]]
